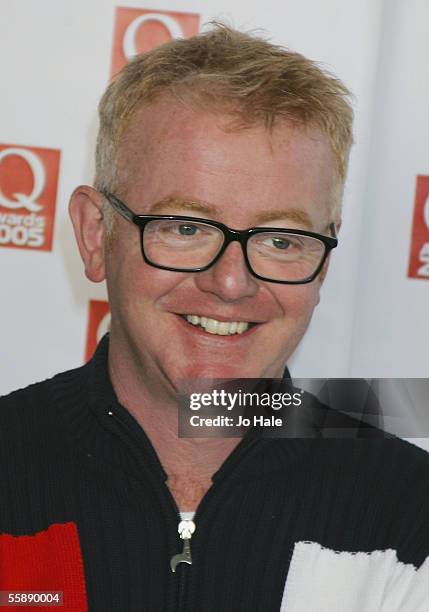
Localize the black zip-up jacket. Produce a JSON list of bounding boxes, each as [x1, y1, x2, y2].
[[1, 335, 429, 611]]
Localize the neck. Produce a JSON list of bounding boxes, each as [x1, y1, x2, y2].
[[108, 338, 240, 511]]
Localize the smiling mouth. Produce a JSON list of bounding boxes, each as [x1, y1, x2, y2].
[[179, 314, 259, 336]]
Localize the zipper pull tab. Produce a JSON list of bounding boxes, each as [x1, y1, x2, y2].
[[170, 519, 196, 573]]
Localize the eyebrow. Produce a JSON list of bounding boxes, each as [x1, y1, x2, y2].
[[255, 209, 313, 228], [148, 196, 313, 228], [149, 197, 218, 215]]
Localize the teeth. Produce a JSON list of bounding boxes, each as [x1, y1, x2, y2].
[[217, 322, 231, 335], [228, 321, 238, 334], [185, 315, 250, 335], [237, 321, 248, 334], [205, 318, 219, 334]]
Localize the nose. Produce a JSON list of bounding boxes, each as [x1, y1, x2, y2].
[[194, 241, 259, 301]]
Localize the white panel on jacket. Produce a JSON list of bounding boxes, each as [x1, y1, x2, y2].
[[280, 541, 429, 611]]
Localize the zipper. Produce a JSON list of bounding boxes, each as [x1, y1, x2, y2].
[[102, 406, 262, 611], [170, 519, 196, 572], [176, 432, 262, 609], [172, 519, 196, 612], [104, 408, 188, 611]]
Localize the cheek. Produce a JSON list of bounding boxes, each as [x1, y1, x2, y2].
[[115, 267, 182, 311], [106, 230, 180, 300], [274, 283, 321, 318]]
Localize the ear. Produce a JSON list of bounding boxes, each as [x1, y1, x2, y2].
[[69, 186, 106, 283]]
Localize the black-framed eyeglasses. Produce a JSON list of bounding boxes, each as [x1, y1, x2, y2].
[[101, 190, 338, 285]]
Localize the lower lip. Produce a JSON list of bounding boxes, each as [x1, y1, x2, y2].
[[174, 315, 262, 340]]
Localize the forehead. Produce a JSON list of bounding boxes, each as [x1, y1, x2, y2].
[[117, 99, 335, 225]]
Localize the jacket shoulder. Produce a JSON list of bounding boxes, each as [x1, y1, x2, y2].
[[0, 365, 87, 444]]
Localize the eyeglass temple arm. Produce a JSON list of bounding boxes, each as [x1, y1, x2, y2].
[[101, 191, 134, 223], [329, 222, 337, 239]]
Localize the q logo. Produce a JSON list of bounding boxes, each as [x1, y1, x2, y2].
[[0, 148, 45, 212], [408, 175, 429, 280], [110, 7, 200, 76], [0, 143, 60, 251], [123, 13, 184, 60], [85, 300, 111, 361]]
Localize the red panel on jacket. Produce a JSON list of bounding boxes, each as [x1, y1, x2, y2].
[[0, 522, 87, 610]]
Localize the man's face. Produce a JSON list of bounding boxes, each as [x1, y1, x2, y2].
[[104, 99, 335, 390]]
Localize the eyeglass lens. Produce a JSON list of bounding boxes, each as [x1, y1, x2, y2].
[[143, 218, 325, 281]]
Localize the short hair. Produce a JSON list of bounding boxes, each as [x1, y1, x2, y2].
[[95, 23, 354, 230]]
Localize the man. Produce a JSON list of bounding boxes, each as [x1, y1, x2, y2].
[[1, 24, 428, 611]]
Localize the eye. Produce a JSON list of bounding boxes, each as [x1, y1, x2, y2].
[[269, 237, 291, 250], [177, 224, 198, 236], [251, 232, 306, 256], [156, 222, 201, 237], [261, 235, 300, 250]]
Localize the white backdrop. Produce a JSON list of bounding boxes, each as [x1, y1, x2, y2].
[[1, 1, 428, 447]]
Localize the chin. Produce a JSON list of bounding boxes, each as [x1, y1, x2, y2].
[[173, 360, 267, 383]]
